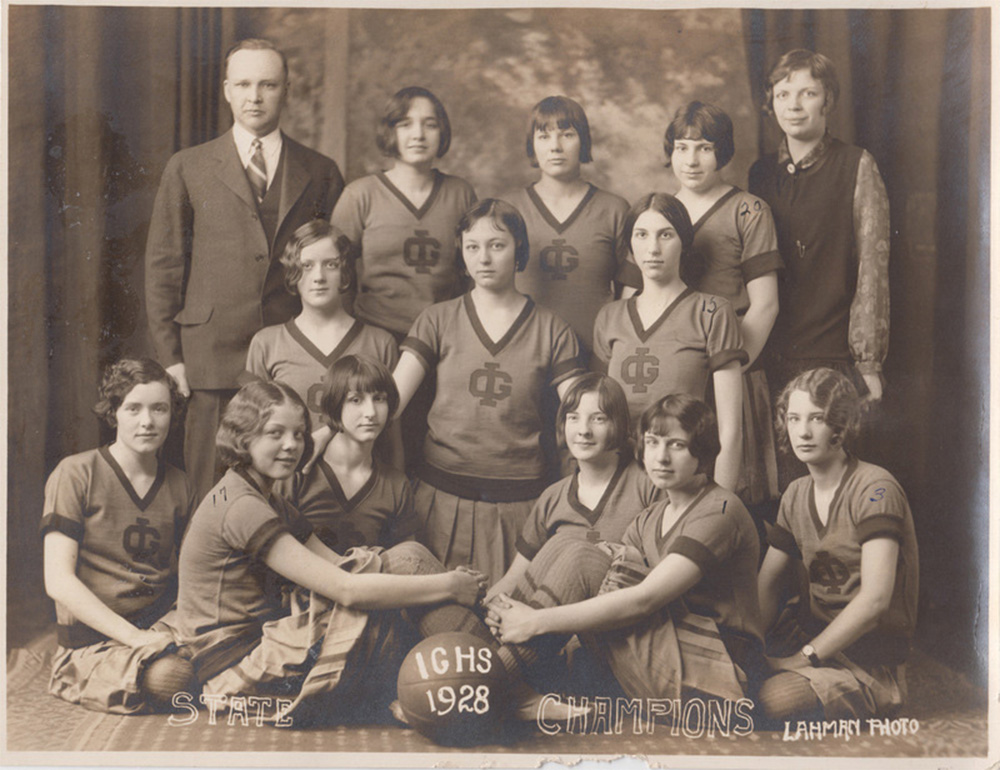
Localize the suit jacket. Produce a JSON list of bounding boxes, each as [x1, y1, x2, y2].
[[145, 130, 344, 390]]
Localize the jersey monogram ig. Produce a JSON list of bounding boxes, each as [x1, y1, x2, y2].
[[469, 362, 513, 407], [403, 229, 441, 274], [538, 238, 580, 281]]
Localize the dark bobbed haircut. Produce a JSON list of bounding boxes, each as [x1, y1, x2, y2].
[[376, 86, 451, 159], [280, 219, 356, 296], [525, 95, 594, 167], [620, 192, 704, 287], [93, 357, 186, 431], [320, 354, 400, 433], [636, 393, 721, 477], [774, 367, 861, 454], [224, 38, 288, 80], [556, 373, 631, 453], [764, 49, 840, 116], [217, 381, 314, 473], [663, 101, 735, 170], [456, 198, 531, 273]]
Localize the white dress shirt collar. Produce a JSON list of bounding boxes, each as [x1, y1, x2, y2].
[[232, 123, 283, 188]]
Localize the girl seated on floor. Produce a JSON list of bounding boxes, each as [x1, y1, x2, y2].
[[278, 355, 418, 553], [756, 367, 918, 722], [487, 394, 766, 708], [42, 357, 194, 713], [174, 379, 567, 723]]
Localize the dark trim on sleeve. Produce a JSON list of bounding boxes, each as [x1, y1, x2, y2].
[[551, 358, 584, 386], [856, 513, 904, 545], [764, 521, 802, 558], [515, 535, 540, 561], [245, 519, 294, 561], [741, 250, 784, 283], [708, 348, 749, 372], [40, 513, 85, 541], [400, 337, 436, 371], [668, 535, 719, 575]]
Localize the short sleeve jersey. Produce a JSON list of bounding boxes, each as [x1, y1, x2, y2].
[[177, 469, 313, 638], [331, 171, 477, 335], [623, 483, 763, 647], [770, 457, 919, 657], [592, 291, 747, 424], [245, 319, 398, 419], [40, 447, 193, 628], [691, 188, 783, 316], [278, 458, 417, 554], [506, 185, 637, 348], [516, 458, 663, 559], [402, 294, 583, 481]]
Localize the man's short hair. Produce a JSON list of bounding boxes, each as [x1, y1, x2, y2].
[[225, 38, 289, 80]]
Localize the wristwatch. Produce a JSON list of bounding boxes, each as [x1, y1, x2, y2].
[[800, 644, 821, 667]]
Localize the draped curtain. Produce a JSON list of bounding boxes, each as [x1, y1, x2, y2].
[[743, 8, 990, 679]]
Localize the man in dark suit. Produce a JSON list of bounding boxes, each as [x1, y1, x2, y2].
[[146, 38, 344, 501]]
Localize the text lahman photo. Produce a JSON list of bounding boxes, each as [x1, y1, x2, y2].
[[4, 2, 992, 767]]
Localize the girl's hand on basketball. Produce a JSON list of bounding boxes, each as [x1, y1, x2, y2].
[[449, 569, 485, 607], [487, 594, 540, 644]]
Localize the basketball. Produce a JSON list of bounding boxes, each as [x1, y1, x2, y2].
[[397, 632, 506, 746]]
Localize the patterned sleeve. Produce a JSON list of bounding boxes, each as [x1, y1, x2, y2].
[[703, 296, 749, 371], [591, 303, 613, 374], [851, 476, 908, 545], [849, 150, 890, 376], [547, 316, 584, 388], [330, 181, 366, 245], [737, 193, 783, 283], [400, 305, 443, 372], [668, 497, 739, 574], [39, 457, 88, 541]]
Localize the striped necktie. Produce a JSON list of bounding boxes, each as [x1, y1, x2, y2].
[[247, 138, 267, 202]]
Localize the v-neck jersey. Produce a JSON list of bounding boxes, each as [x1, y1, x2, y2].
[[401, 293, 583, 480]]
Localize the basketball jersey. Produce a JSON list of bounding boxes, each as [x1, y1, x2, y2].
[[623, 483, 763, 648], [592, 291, 747, 424], [245, 319, 398, 418], [178, 469, 313, 638], [279, 458, 417, 554], [331, 171, 476, 335], [40, 447, 193, 633], [506, 184, 637, 348], [691, 188, 783, 316], [770, 457, 919, 664], [402, 293, 582, 482], [517, 458, 662, 559]]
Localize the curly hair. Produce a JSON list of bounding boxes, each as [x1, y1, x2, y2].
[[280, 219, 356, 296], [620, 192, 704, 287], [636, 393, 720, 477], [774, 367, 861, 454], [763, 49, 840, 116], [320, 355, 400, 433], [663, 101, 735, 170], [525, 95, 594, 167], [92, 358, 186, 431], [375, 86, 451, 159], [216, 381, 313, 472], [556, 373, 631, 453]]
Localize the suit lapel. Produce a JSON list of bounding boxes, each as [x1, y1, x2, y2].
[[213, 131, 259, 213], [277, 136, 310, 233]]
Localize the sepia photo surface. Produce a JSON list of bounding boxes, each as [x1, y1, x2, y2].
[[4, 1, 994, 767]]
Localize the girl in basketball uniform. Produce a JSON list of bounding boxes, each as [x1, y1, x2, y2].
[[487, 394, 765, 706], [175, 380, 491, 717], [756, 368, 918, 721], [278, 355, 418, 554], [592, 193, 746, 491], [244, 220, 401, 464], [505, 96, 638, 354], [42, 358, 194, 713], [668, 101, 783, 505], [393, 199, 584, 584], [485, 373, 661, 603], [332, 86, 476, 468]]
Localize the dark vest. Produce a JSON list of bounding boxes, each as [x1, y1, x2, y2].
[[749, 138, 863, 362], [257, 148, 299, 326]]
